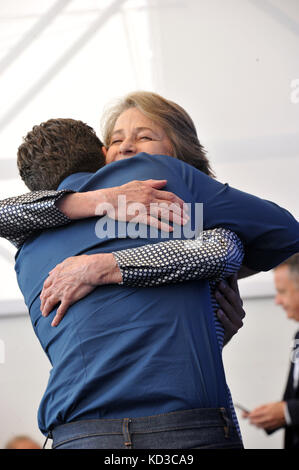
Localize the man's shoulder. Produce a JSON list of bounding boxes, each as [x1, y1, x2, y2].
[[58, 172, 95, 191], [57, 153, 214, 195], [125, 153, 214, 184], [134, 152, 197, 172]]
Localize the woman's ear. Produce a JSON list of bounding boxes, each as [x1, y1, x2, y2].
[[102, 146, 108, 157]]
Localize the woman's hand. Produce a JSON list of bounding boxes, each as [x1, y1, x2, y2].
[[40, 253, 122, 327], [215, 274, 246, 345], [57, 179, 188, 232]]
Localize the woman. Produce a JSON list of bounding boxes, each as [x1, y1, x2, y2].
[[101, 91, 213, 175]]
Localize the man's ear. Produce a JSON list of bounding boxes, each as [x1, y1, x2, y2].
[[102, 146, 108, 158]]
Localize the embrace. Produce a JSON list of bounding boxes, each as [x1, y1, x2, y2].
[[1, 91, 298, 449]]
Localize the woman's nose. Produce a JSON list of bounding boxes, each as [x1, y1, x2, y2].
[[119, 138, 136, 155]]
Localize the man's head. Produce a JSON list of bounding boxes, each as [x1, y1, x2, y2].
[[274, 253, 299, 322], [17, 118, 105, 191]]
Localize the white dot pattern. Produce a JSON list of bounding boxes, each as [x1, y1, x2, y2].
[[113, 228, 244, 288], [0, 190, 73, 247]]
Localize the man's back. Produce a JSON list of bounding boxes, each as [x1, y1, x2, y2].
[[15, 153, 299, 435]]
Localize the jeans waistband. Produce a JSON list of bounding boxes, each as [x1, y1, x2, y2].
[[50, 407, 232, 448]]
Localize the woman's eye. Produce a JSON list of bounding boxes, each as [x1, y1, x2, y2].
[[139, 136, 152, 141], [111, 139, 122, 145]]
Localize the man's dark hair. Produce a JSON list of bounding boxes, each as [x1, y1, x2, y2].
[[17, 118, 105, 191]]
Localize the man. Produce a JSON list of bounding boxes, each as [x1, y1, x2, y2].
[[5, 118, 299, 448], [244, 254, 299, 448]]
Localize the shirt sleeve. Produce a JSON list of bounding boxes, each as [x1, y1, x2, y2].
[[112, 228, 244, 287], [0, 190, 73, 248]]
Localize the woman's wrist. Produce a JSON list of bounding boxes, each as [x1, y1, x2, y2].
[[89, 253, 123, 285], [55, 190, 110, 219]]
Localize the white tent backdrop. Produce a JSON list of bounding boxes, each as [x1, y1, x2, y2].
[[0, 0, 298, 448]]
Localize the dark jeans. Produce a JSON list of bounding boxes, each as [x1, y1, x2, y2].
[[50, 408, 243, 449]]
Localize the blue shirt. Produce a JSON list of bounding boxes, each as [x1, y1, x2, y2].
[[15, 153, 299, 435]]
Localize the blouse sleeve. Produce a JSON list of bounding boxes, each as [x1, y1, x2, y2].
[[0, 190, 73, 248], [112, 228, 244, 287]]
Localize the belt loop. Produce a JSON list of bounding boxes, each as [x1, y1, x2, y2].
[[43, 430, 52, 449], [220, 408, 230, 438], [122, 418, 132, 449]]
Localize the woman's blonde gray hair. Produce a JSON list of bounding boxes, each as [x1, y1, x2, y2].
[[101, 91, 215, 177]]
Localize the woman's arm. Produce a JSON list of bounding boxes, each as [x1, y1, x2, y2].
[[40, 228, 244, 326], [0, 179, 187, 247], [112, 228, 244, 286], [0, 190, 72, 247]]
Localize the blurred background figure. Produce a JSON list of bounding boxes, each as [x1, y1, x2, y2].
[[4, 434, 41, 449], [243, 254, 299, 449]]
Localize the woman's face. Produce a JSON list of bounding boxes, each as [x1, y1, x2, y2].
[[104, 107, 173, 164]]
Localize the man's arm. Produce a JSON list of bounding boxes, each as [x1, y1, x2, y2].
[[237, 265, 258, 279], [184, 159, 299, 271], [0, 180, 187, 247], [40, 228, 244, 327]]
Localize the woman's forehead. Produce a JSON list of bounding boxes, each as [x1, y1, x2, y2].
[[114, 107, 157, 130]]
